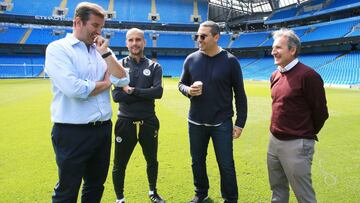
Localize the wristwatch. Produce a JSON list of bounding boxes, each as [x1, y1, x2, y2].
[[127, 87, 134, 94], [101, 51, 112, 59]]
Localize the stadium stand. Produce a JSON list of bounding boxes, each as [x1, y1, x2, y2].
[[0, 26, 26, 43], [314, 0, 360, 16], [26, 27, 71, 45], [156, 0, 207, 24], [316, 51, 360, 85], [300, 17, 360, 42], [241, 57, 276, 80], [0, 55, 44, 78], [240, 52, 360, 86], [108, 30, 127, 47], [2, 0, 57, 16], [65, 0, 109, 20], [153, 32, 195, 48], [232, 31, 270, 48], [218, 33, 231, 48], [268, 7, 297, 21], [266, 0, 360, 24], [157, 56, 185, 77], [0, 0, 359, 86], [240, 52, 355, 83], [1, 0, 208, 24]]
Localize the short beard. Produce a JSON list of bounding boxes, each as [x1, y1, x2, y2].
[[130, 50, 143, 57]]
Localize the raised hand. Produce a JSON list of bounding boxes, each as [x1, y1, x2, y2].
[[94, 35, 110, 55]]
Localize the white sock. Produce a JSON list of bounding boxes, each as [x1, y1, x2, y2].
[[116, 197, 125, 203], [149, 190, 155, 195]]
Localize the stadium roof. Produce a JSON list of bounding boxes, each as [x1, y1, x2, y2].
[[209, 0, 310, 13], [208, 0, 311, 25]]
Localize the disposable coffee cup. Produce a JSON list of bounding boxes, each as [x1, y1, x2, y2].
[[193, 81, 203, 88]]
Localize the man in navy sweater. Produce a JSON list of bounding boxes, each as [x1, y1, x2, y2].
[[179, 21, 247, 203], [268, 28, 328, 203]]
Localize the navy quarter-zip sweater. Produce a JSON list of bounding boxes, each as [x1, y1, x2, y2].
[[178, 50, 247, 128]]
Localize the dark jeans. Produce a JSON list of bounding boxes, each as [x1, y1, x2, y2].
[[189, 119, 238, 202], [51, 121, 112, 203], [112, 116, 159, 199]]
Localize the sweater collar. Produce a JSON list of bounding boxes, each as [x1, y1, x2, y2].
[[200, 46, 223, 57], [278, 58, 299, 73]]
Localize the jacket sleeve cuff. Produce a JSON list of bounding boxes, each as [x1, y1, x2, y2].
[[110, 71, 130, 87]]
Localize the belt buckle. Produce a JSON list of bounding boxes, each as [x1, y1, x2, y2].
[[93, 120, 105, 126], [90, 121, 99, 126]]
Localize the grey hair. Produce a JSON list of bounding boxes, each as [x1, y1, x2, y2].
[[272, 28, 301, 57]]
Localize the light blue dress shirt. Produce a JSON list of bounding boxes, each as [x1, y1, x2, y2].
[[45, 33, 129, 124]]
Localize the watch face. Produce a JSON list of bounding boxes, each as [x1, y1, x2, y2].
[[127, 88, 133, 94]]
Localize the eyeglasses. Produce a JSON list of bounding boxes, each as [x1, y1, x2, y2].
[[194, 34, 208, 41]]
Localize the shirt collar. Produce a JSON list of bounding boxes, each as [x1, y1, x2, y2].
[[65, 33, 96, 48], [278, 58, 299, 73]]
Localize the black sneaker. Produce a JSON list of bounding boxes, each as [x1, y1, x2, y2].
[[149, 192, 166, 203], [189, 194, 209, 203]]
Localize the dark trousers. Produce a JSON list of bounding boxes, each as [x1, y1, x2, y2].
[[189, 119, 238, 203], [112, 116, 159, 199], [51, 121, 112, 203]]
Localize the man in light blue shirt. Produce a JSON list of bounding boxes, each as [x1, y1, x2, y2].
[[45, 2, 129, 202]]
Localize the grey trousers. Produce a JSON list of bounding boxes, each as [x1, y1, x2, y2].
[[267, 134, 317, 203]]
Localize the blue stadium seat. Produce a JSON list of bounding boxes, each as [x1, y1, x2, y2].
[[269, 7, 298, 21], [218, 34, 231, 48], [232, 31, 270, 48], [0, 27, 26, 44], [316, 51, 360, 85], [157, 56, 185, 77], [300, 18, 360, 42], [156, 32, 195, 48], [114, 0, 150, 22], [266, 0, 360, 24], [0, 56, 44, 77], [26, 27, 70, 45], [1, 0, 208, 24], [322, 0, 360, 10], [107, 30, 126, 47], [3, 0, 57, 16]]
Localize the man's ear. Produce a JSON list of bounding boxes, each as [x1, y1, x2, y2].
[[214, 33, 220, 42], [290, 46, 297, 56], [74, 17, 82, 27]]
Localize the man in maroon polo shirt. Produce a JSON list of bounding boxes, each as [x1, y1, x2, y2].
[[267, 28, 328, 203]]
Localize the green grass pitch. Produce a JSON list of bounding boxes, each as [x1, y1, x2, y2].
[[0, 78, 359, 202]]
